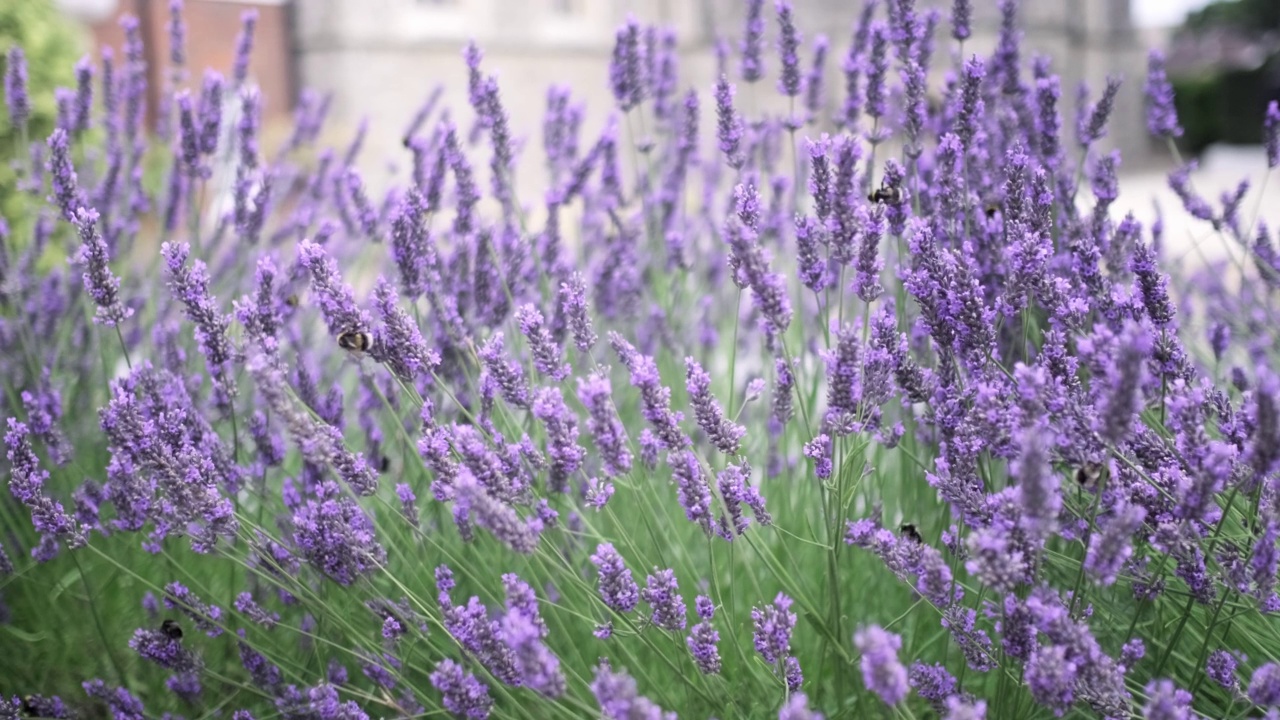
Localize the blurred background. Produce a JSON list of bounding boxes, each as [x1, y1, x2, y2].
[[4, 0, 1279, 266]]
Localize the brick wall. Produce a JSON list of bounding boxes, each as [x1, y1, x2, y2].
[[87, 0, 295, 127]]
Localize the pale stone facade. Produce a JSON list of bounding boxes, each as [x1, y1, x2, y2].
[[291, 0, 1153, 197]]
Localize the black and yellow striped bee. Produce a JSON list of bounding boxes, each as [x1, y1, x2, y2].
[[868, 186, 904, 205], [900, 523, 923, 543], [1074, 462, 1103, 490], [337, 329, 375, 355], [161, 618, 183, 640]]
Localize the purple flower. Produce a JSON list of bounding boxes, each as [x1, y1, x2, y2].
[[291, 482, 387, 585], [803, 433, 832, 479], [532, 387, 585, 493], [776, 1, 802, 97], [248, 354, 378, 497], [517, 304, 569, 381], [1144, 50, 1182, 138], [232, 10, 258, 86], [669, 449, 714, 535], [72, 55, 93, 136], [162, 242, 238, 409], [1266, 100, 1279, 168], [752, 592, 796, 665], [196, 70, 223, 155], [641, 568, 686, 631], [1078, 76, 1123, 146], [686, 595, 721, 674], [714, 75, 745, 168], [372, 277, 440, 381], [943, 697, 987, 720], [501, 608, 566, 698], [591, 543, 639, 613], [910, 662, 956, 710], [5, 418, 81, 546], [297, 239, 373, 336], [1131, 239, 1175, 326], [72, 209, 131, 327], [1085, 500, 1146, 585], [83, 680, 146, 720], [779, 693, 823, 720], [430, 659, 492, 719], [854, 625, 908, 706], [578, 372, 632, 477], [234, 592, 279, 629], [1142, 679, 1193, 720], [803, 35, 829, 120], [609, 18, 644, 112], [47, 129, 85, 223], [951, 0, 972, 40], [1250, 663, 1280, 706], [1207, 650, 1239, 689], [611, 333, 688, 450], [129, 628, 200, 672], [478, 333, 532, 408], [1026, 644, 1077, 714], [559, 273, 596, 353], [685, 357, 746, 455], [5, 46, 29, 127], [740, 0, 765, 83], [591, 662, 676, 720], [865, 24, 889, 119], [163, 582, 224, 637], [453, 472, 543, 554]]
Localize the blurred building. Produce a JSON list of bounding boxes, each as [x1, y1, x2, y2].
[[64, 0, 297, 126], [291, 0, 1154, 187], [62, 0, 1155, 183]]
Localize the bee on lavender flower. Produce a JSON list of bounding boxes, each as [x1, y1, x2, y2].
[[160, 618, 183, 640], [900, 524, 923, 543], [284, 293, 300, 308], [337, 328, 375, 355], [982, 198, 1001, 218], [867, 186, 903, 205], [1074, 462, 1103, 489]]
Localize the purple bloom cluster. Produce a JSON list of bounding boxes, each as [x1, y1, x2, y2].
[[6, 3, 1280, 718]]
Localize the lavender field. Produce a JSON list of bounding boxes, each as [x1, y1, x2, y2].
[[3, 0, 1280, 718]]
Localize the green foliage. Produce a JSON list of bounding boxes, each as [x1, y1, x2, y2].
[[1172, 61, 1278, 154], [1, 0, 82, 243], [1184, 0, 1280, 34]]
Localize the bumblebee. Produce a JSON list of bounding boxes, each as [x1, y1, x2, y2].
[[337, 329, 375, 354], [1074, 462, 1102, 489], [900, 523, 923, 543], [867, 186, 903, 205], [983, 201, 1001, 218], [161, 618, 183, 640], [379, 455, 391, 473], [284, 294, 300, 308]]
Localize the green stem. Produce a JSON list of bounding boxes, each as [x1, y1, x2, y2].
[[71, 550, 127, 684]]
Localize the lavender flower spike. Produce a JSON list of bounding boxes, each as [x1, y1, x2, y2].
[[47, 129, 85, 222], [73, 208, 132, 327], [5, 46, 29, 128], [591, 662, 677, 720], [854, 625, 909, 706], [591, 543, 639, 613], [517, 304, 569, 381], [951, 0, 972, 41], [685, 357, 746, 455], [1144, 50, 1182, 139], [776, 1, 802, 98], [741, 0, 766, 83], [1265, 101, 1279, 169]]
